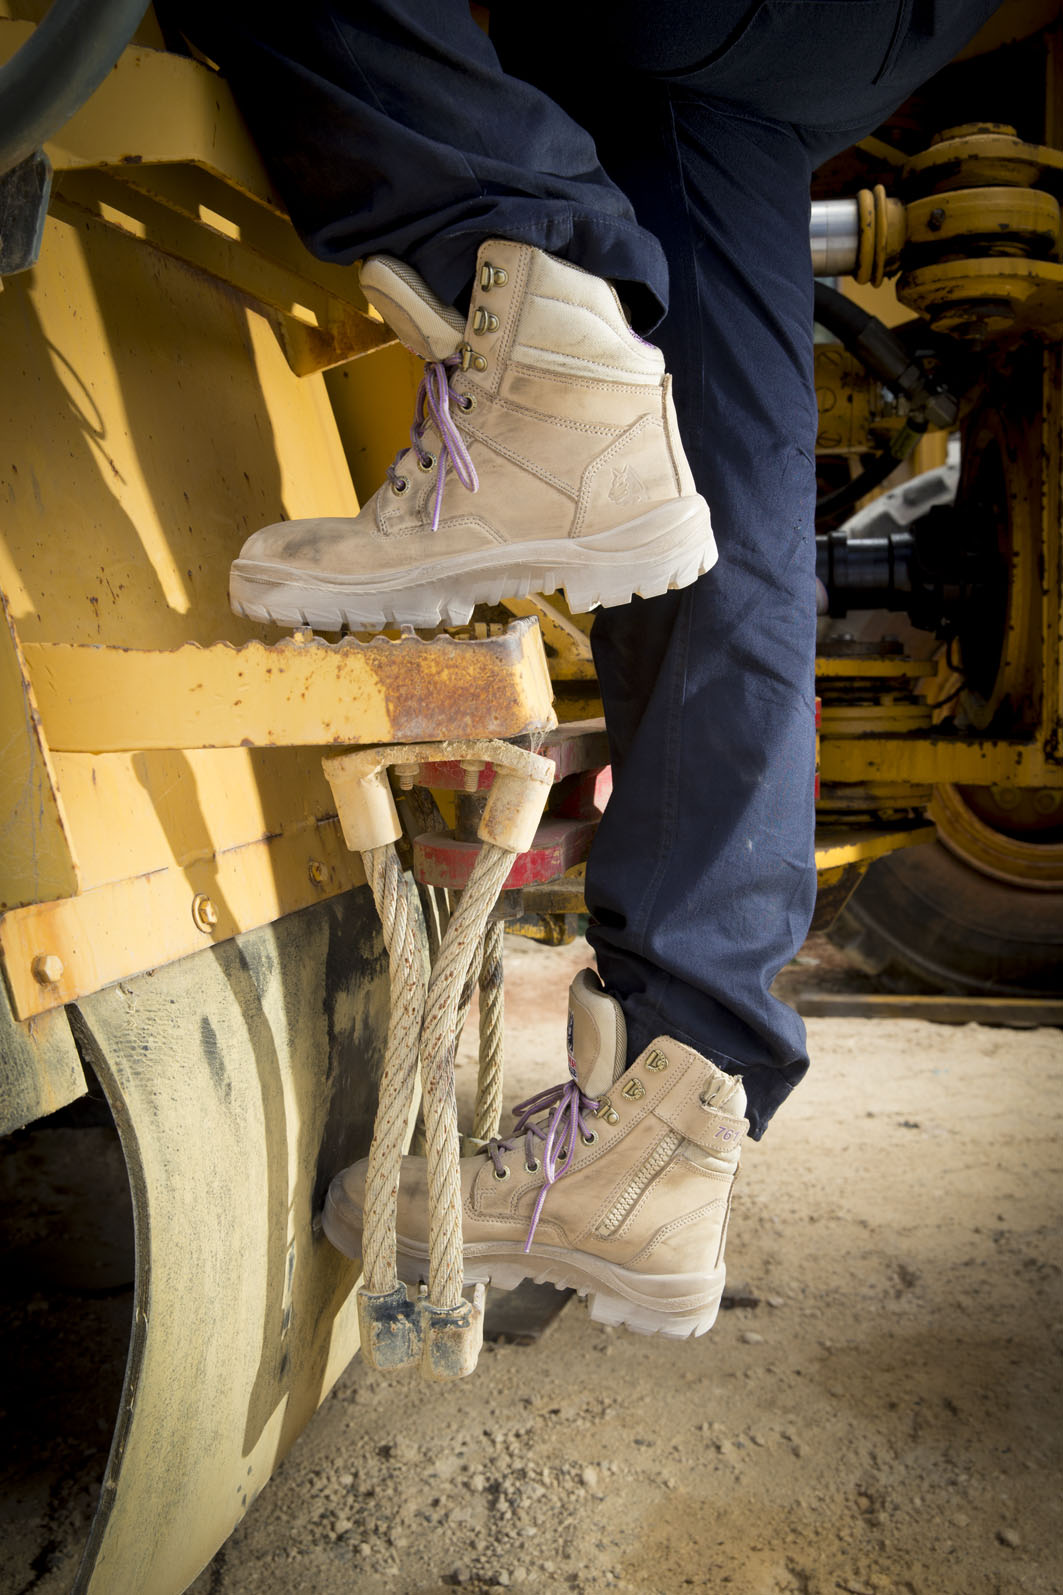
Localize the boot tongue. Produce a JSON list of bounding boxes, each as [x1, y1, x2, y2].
[[567, 969, 627, 1098], [359, 255, 466, 362]]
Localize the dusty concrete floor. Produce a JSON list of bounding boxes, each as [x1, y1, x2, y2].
[[2, 935, 1061, 1595]]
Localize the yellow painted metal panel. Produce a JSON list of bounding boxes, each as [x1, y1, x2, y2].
[[0, 24, 276, 202], [0, 201, 371, 908], [49, 747, 342, 894], [54, 172, 393, 376], [23, 622, 555, 752], [0, 817, 368, 1020], [819, 735, 1062, 786], [325, 341, 425, 503], [813, 823, 937, 869], [0, 211, 359, 648], [0, 593, 80, 909]]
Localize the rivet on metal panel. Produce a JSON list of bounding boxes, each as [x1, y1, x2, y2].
[[191, 893, 219, 933], [31, 953, 64, 986], [308, 860, 331, 886]]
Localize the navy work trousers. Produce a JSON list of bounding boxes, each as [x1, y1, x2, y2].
[[169, 0, 999, 1134]]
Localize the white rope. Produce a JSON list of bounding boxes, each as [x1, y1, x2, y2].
[[359, 843, 429, 1294], [418, 841, 515, 1311], [474, 918, 505, 1142]]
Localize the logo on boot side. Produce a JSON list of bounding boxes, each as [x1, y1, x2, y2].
[[609, 464, 648, 506]]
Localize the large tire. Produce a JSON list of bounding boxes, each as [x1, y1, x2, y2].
[[832, 833, 1063, 997]]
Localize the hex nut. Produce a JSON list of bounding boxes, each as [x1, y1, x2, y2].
[[32, 953, 64, 986], [191, 893, 219, 933], [308, 860, 330, 885]]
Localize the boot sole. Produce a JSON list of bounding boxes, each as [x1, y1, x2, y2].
[[323, 1184, 725, 1341], [230, 499, 716, 630]]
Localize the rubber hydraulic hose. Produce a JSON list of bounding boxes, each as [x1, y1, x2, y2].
[[0, 0, 149, 177], [813, 281, 916, 390], [814, 281, 950, 523]]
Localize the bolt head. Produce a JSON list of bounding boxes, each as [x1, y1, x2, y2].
[[308, 860, 330, 885], [191, 893, 219, 932], [32, 953, 64, 986]]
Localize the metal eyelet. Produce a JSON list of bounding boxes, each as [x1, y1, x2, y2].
[[391, 477, 409, 496], [459, 342, 488, 373], [479, 263, 508, 291], [458, 393, 477, 413], [472, 308, 500, 335], [417, 452, 436, 473], [493, 1166, 511, 1181], [581, 1131, 599, 1146], [524, 1158, 541, 1174]]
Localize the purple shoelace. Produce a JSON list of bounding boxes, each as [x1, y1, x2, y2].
[[385, 354, 479, 530], [486, 1080, 600, 1252]]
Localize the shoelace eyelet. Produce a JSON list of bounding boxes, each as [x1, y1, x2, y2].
[[581, 1131, 599, 1146], [493, 1165, 511, 1182], [416, 452, 436, 473], [391, 476, 409, 496], [458, 393, 477, 413], [524, 1158, 541, 1174]]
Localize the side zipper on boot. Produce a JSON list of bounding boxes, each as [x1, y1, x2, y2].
[[594, 1130, 684, 1238]]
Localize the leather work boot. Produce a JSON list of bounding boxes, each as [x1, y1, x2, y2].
[[230, 240, 716, 629], [323, 970, 747, 1339]]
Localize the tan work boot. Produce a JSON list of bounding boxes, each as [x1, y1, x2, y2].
[[230, 240, 715, 629], [323, 969, 747, 1339]]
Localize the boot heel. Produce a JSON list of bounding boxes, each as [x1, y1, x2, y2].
[[586, 1290, 722, 1340]]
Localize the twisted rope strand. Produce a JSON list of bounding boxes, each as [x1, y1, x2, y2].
[[418, 841, 514, 1310], [474, 919, 506, 1142], [360, 843, 429, 1294]]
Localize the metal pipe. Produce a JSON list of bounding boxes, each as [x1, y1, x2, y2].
[[810, 199, 860, 277]]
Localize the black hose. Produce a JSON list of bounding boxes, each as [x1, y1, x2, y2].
[[814, 281, 951, 524], [813, 281, 916, 390], [0, 0, 150, 177]]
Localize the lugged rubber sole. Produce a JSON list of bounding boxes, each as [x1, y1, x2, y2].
[[323, 1183, 725, 1341], [230, 499, 716, 630]]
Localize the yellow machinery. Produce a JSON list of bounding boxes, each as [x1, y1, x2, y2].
[[0, 3, 1060, 1590]]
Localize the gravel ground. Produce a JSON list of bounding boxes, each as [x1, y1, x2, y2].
[[3, 935, 1061, 1595]]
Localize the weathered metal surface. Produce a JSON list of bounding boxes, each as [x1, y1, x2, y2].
[[0, 590, 77, 910], [0, 818, 367, 1021], [53, 169, 394, 377], [68, 892, 388, 1595], [819, 735, 1063, 786], [0, 964, 86, 1136], [808, 861, 870, 933], [423, 719, 610, 789], [23, 621, 555, 752], [502, 594, 598, 682], [814, 346, 896, 454], [901, 127, 1063, 198], [905, 185, 1062, 257], [814, 656, 937, 679], [415, 817, 600, 891], [0, 26, 274, 198], [900, 255, 1063, 337], [813, 824, 937, 868], [0, 189, 366, 915]]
